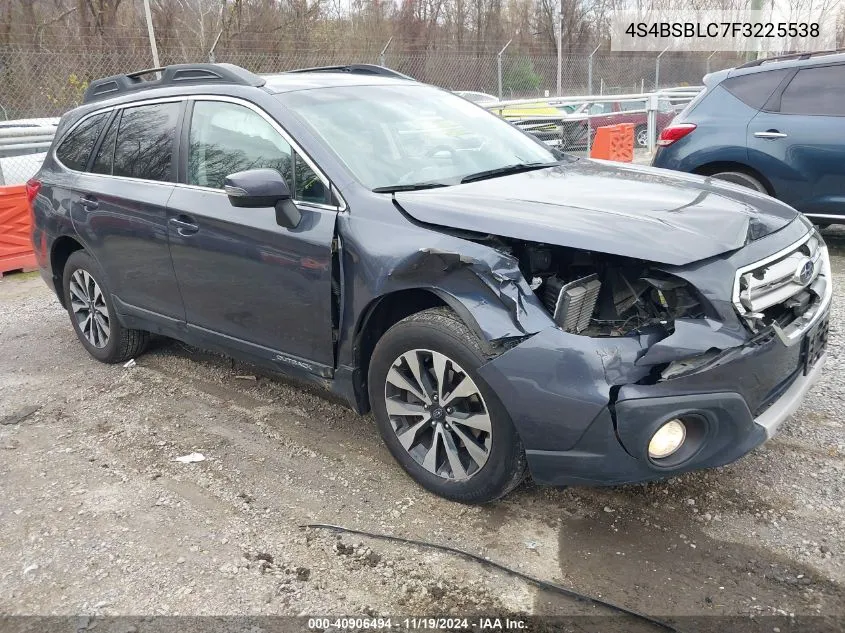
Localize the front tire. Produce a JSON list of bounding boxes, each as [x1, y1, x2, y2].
[[63, 250, 149, 363], [368, 307, 527, 504]]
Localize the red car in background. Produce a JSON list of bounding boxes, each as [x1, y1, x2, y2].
[[561, 98, 677, 148]]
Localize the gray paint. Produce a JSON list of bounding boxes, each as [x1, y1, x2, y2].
[[395, 159, 797, 265]]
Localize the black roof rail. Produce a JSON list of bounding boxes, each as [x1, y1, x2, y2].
[[737, 48, 845, 69], [82, 63, 266, 104], [284, 64, 414, 80]]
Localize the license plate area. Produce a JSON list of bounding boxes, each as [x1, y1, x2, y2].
[[802, 316, 829, 375]]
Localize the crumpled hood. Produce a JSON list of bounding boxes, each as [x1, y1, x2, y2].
[[394, 159, 798, 266]]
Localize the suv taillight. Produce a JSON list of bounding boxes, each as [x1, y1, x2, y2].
[[25, 178, 41, 203], [657, 123, 697, 147]]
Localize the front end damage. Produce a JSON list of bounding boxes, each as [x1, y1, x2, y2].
[[441, 218, 833, 486]]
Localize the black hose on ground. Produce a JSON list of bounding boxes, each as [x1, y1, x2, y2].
[[301, 523, 679, 633]]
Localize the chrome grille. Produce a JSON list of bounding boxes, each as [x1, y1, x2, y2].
[[733, 231, 832, 344]]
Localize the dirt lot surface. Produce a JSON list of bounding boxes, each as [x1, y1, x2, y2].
[[1, 230, 845, 631]]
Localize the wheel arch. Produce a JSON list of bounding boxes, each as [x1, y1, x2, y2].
[[351, 287, 491, 413], [50, 234, 85, 307], [692, 161, 775, 196]]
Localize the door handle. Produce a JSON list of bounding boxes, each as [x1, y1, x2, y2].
[[754, 130, 788, 139], [168, 215, 199, 236], [80, 196, 99, 211]]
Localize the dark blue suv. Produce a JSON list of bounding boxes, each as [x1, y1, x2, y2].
[[652, 51, 845, 227], [30, 63, 831, 503]]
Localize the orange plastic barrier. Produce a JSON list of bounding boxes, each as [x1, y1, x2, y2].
[[589, 123, 635, 162], [0, 185, 37, 276]]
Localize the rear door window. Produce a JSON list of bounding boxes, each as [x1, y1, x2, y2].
[[721, 69, 790, 110], [56, 112, 108, 171], [113, 102, 180, 182], [779, 65, 845, 116]]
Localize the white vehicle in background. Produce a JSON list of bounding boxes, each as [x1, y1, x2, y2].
[[454, 90, 499, 106], [0, 117, 57, 185]]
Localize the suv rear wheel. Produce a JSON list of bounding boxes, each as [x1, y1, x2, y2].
[[368, 307, 527, 503], [710, 171, 767, 193], [63, 250, 149, 364]]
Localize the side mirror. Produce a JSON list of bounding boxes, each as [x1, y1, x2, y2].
[[224, 168, 301, 229]]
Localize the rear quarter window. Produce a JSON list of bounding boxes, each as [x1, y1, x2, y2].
[[721, 69, 790, 110], [55, 112, 109, 171]]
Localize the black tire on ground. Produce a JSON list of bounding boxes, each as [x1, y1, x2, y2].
[[635, 125, 649, 148], [710, 171, 767, 193], [368, 307, 527, 504], [62, 250, 149, 364]]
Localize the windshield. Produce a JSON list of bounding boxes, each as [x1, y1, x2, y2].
[[277, 84, 557, 190]]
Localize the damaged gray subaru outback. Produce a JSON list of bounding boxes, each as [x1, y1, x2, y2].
[[31, 64, 831, 503]]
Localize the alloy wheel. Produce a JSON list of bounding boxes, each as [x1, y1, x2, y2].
[[384, 349, 492, 481], [68, 269, 110, 348], [636, 127, 648, 147]]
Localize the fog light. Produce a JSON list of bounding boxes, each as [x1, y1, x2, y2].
[[648, 419, 686, 459]]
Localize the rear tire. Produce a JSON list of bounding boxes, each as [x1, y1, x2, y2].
[[368, 307, 527, 504], [63, 250, 149, 364], [710, 171, 767, 193]]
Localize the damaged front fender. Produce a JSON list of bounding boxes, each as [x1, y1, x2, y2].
[[334, 213, 556, 383], [387, 246, 553, 339]]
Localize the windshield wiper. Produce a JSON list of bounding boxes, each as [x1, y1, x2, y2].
[[460, 161, 559, 184], [372, 182, 451, 194]]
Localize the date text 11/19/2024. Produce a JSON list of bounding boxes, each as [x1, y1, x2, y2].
[[307, 617, 527, 630]]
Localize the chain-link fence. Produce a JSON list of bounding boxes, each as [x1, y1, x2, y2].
[[0, 47, 740, 184], [0, 48, 740, 120]]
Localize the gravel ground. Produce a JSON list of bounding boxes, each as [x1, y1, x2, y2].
[[1, 229, 844, 628]]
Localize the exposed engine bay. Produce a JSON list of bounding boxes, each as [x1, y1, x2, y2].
[[485, 237, 705, 337]]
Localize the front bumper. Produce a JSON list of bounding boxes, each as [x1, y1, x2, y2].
[[477, 308, 830, 487], [524, 351, 826, 486], [756, 350, 826, 439]]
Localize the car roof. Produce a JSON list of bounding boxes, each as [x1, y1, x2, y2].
[[79, 62, 418, 107], [262, 71, 419, 93], [725, 51, 845, 80], [59, 64, 425, 130]]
